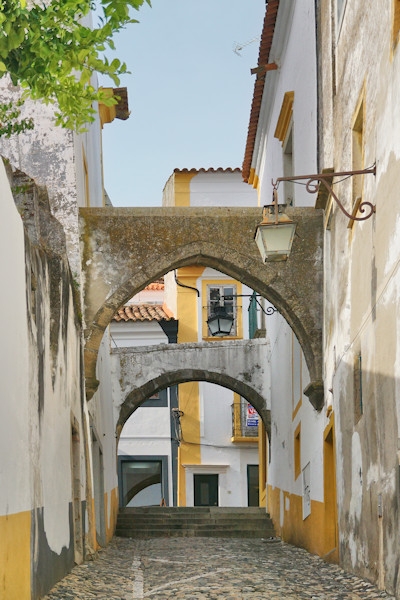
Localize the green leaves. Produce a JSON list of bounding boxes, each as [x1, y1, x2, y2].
[[0, 98, 34, 137], [0, 0, 151, 134]]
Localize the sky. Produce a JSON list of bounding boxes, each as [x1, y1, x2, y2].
[[99, 0, 265, 207]]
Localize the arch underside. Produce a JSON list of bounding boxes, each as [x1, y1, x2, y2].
[[117, 369, 271, 439]]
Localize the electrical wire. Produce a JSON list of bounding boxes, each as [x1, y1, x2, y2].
[[179, 438, 259, 449]]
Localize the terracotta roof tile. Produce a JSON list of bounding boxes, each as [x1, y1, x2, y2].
[[173, 167, 241, 174], [112, 304, 174, 323], [145, 279, 164, 291], [242, 0, 280, 183]]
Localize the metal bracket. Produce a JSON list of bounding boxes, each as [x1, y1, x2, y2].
[[272, 165, 376, 222]]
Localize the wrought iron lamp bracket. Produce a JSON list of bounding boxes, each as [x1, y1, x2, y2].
[[272, 165, 376, 222], [221, 294, 278, 316]]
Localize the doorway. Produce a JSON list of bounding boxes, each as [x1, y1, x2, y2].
[[324, 421, 338, 562], [118, 457, 169, 507], [92, 432, 106, 547], [71, 422, 83, 564], [247, 464, 259, 506], [194, 474, 219, 506]]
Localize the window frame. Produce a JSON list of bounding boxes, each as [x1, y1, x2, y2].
[[394, 0, 400, 49], [294, 423, 301, 480], [141, 388, 168, 408], [202, 279, 243, 340], [336, 0, 348, 40]]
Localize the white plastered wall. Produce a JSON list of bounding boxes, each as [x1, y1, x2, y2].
[[255, 0, 318, 208], [110, 314, 174, 506], [249, 0, 325, 525], [0, 159, 31, 517]]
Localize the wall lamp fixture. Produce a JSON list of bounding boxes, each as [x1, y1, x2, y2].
[[219, 293, 278, 316], [206, 305, 234, 337], [206, 293, 277, 337], [254, 188, 296, 263], [255, 165, 376, 263]]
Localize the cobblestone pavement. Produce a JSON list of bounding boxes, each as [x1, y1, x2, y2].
[[43, 537, 396, 600]]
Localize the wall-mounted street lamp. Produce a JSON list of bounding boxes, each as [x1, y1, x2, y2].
[[254, 188, 296, 263], [206, 305, 235, 337], [255, 165, 376, 263], [206, 293, 278, 337]]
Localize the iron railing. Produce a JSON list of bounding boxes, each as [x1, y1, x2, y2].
[[231, 402, 259, 438]]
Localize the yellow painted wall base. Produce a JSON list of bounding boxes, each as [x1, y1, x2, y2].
[[258, 421, 267, 507], [0, 511, 31, 600], [267, 485, 338, 562], [105, 487, 119, 543]]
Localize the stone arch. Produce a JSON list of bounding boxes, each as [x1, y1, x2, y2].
[[116, 368, 271, 440], [81, 206, 323, 408]]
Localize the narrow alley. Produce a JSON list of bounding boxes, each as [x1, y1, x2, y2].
[[43, 537, 394, 600]]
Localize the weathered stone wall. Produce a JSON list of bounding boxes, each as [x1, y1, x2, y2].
[[80, 206, 324, 408], [0, 77, 105, 276], [318, 1, 400, 594], [0, 159, 88, 599], [111, 338, 271, 436]]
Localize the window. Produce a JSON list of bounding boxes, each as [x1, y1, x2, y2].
[[283, 126, 294, 206], [349, 96, 365, 227], [354, 352, 363, 422], [274, 92, 294, 206], [247, 465, 259, 507], [302, 462, 311, 519], [248, 291, 258, 339], [231, 397, 259, 441], [274, 91, 294, 144], [393, 0, 400, 48], [202, 279, 243, 339], [207, 284, 237, 336], [118, 456, 169, 507], [194, 474, 218, 506], [352, 101, 364, 201], [336, 0, 347, 35], [141, 389, 168, 408], [294, 423, 301, 480]]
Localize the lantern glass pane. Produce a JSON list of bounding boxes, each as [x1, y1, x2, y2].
[[255, 222, 296, 262]]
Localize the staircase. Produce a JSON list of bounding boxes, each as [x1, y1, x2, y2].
[[115, 506, 275, 539]]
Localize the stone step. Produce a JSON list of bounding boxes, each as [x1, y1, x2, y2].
[[118, 506, 267, 512], [117, 513, 270, 522], [116, 507, 275, 539], [118, 508, 268, 517], [115, 528, 275, 539], [117, 520, 274, 530]]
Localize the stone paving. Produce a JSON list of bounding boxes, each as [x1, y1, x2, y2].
[[43, 537, 396, 600]]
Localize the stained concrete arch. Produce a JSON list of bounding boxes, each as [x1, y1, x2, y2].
[[111, 339, 271, 437], [118, 369, 271, 438], [80, 206, 324, 408]]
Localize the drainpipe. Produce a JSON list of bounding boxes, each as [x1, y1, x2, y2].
[[174, 270, 200, 296]]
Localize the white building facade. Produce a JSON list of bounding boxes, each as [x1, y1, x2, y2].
[[110, 282, 178, 508], [242, 0, 331, 557], [163, 168, 263, 508]]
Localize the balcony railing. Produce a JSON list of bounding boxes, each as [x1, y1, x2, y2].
[[231, 402, 259, 440]]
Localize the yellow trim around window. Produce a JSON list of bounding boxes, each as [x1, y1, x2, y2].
[[230, 393, 259, 443], [274, 91, 294, 144], [201, 279, 243, 340]]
